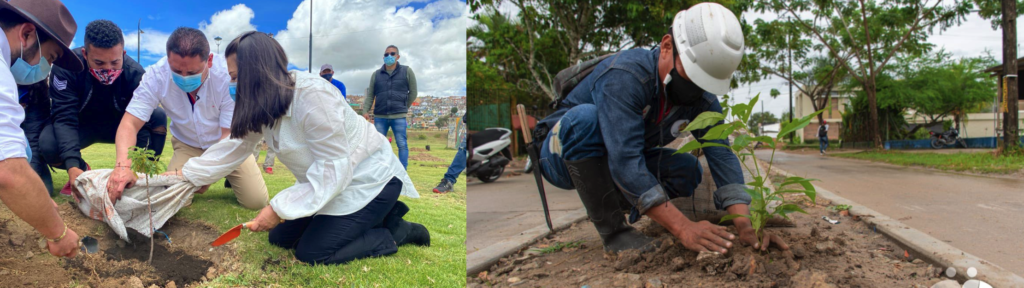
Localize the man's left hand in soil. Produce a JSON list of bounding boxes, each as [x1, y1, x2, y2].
[[729, 204, 789, 252]]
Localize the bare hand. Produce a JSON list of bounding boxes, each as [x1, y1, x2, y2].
[[675, 220, 736, 253], [46, 227, 80, 258], [160, 170, 183, 177], [195, 185, 210, 195], [246, 206, 282, 232], [67, 167, 84, 194], [106, 167, 137, 204], [363, 114, 371, 121], [737, 227, 789, 252]]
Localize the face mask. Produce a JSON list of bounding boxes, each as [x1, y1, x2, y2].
[[663, 68, 705, 107], [90, 68, 123, 85], [384, 55, 396, 66], [172, 66, 206, 92], [229, 82, 237, 101], [321, 73, 332, 81], [10, 32, 51, 85]]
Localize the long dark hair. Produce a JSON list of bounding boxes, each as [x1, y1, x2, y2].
[[225, 31, 294, 139]]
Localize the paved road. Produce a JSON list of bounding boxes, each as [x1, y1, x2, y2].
[[466, 173, 583, 254], [757, 150, 1024, 276]]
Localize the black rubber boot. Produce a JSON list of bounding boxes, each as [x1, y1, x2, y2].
[[565, 157, 656, 253], [391, 220, 430, 247]]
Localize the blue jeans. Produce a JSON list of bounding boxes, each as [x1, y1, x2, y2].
[[268, 177, 402, 265], [819, 136, 829, 153], [539, 104, 704, 222], [374, 118, 408, 169], [442, 137, 467, 184]]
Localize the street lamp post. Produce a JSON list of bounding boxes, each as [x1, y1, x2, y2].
[[214, 36, 222, 54]]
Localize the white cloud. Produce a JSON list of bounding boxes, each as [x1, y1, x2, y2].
[[199, 4, 258, 54], [273, 0, 467, 96], [124, 29, 170, 57]]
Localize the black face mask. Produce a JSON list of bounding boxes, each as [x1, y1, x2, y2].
[[664, 68, 705, 106]]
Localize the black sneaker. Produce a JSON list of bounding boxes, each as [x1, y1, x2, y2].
[[432, 179, 453, 193]]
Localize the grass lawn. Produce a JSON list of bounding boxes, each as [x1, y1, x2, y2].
[[48, 130, 466, 287], [832, 151, 1024, 174]]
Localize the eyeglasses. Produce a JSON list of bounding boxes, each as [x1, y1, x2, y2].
[[384, 52, 397, 57]]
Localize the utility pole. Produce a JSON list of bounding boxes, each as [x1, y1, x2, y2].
[[1003, 0, 1020, 148], [787, 16, 794, 143], [761, 100, 765, 136], [308, 0, 313, 73], [137, 19, 142, 65]]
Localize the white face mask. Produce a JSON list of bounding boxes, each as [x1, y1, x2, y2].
[[10, 31, 51, 85]]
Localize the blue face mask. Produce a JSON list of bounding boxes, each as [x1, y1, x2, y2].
[[229, 82, 237, 101], [10, 32, 51, 85], [384, 55, 396, 66], [172, 66, 206, 92]]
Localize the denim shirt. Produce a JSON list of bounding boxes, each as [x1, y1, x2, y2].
[[538, 48, 749, 215]]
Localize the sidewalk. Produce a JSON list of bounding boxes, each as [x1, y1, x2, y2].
[[466, 172, 584, 255], [758, 149, 1024, 277]]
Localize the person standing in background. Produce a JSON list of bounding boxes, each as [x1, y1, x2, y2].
[[363, 45, 417, 169], [319, 64, 346, 100], [818, 120, 829, 155]]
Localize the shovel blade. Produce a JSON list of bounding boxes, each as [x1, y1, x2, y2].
[[210, 224, 244, 247], [80, 236, 98, 254]]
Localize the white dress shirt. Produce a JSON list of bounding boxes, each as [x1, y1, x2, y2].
[[0, 29, 28, 161], [180, 71, 418, 219], [126, 54, 233, 149]]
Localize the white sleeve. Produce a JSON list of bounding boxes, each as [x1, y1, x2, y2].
[[269, 88, 368, 220], [180, 132, 262, 187], [0, 59, 27, 161], [126, 65, 164, 122], [214, 56, 234, 129]]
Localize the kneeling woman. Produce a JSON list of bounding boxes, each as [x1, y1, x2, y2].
[[171, 32, 429, 265]]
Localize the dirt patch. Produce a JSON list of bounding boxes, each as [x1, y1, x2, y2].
[[410, 147, 429, 152], [411, 152, 446, 163], [473, 198, 951, 287], [0, 201, 239, 287]]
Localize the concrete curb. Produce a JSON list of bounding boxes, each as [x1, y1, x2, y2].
[[770, 165, 1024, 288], [466, 207, 589, 276]]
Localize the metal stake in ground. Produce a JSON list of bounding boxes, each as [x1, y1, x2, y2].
[[517, 104, 552, 231]]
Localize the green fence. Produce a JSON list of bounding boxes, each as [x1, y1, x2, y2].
[[468, 103, 511, 131]]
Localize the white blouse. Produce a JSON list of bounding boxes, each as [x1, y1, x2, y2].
[[180, 72, 418, 219]]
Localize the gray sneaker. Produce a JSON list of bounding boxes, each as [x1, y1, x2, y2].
[[433, 179, 454, 193]]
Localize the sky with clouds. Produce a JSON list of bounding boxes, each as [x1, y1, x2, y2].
[[479, 4, 1019, 117], [63, 0, 467, 97]]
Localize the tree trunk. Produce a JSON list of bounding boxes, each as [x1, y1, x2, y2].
[[1004, 0, 1020, 148], [865, 82, 882, 149]]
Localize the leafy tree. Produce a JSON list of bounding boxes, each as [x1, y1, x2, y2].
[[451, 107, 459, 116], [971, 0, 1024, 29], [754, 0, 973, 149], [748, 112, 779, 136], [436, 116, 450, 129], [897, 51, 997, 135]]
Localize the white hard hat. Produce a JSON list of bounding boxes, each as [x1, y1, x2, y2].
[[671, 2, 745, 95]]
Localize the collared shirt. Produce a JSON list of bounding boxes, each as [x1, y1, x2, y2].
[[180, 71, 418, 219], [126, 54, 233, 149], [0, 29, 29, 161]]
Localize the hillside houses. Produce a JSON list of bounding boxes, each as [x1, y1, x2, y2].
[[346, 95, 466, 130]]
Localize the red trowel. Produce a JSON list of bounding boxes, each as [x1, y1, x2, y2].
[[210, 222, 253, 247]]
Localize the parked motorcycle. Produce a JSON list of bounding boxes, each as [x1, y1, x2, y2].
[[929, 128, 966, 149], [467, 128, 513, 183]]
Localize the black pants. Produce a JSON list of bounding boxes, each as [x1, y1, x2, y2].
[[31, 108, 167, 194], [269, 177, 402, 265]]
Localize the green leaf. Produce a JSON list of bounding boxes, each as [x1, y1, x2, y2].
[[774, 204, 808, 216], [683, 112, 725, 132], [750, 136, 775, 149], [718, 214, 749, 224], [675, 140, 702, 154], [732, 134, 752, 152], [702, 122, 739, 140], [744, 187, 763, 201], [778, 109, 825, 138], [700, 142, 729, 149], [731, 103, 750, 123]]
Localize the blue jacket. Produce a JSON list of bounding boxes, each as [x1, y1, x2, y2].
[[330, 78, 347, 99], [372, 64, 410, 115], [537, 48, 750, 213]]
